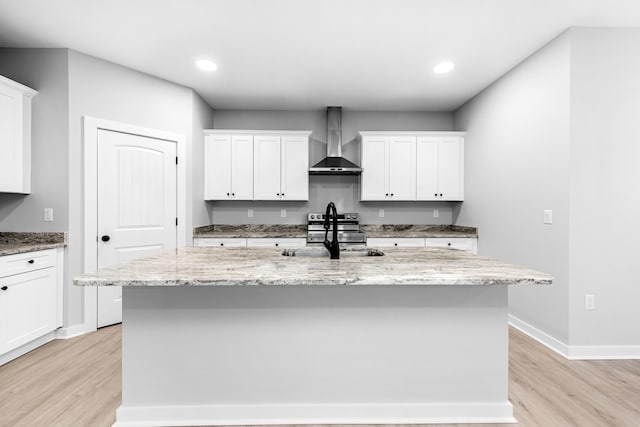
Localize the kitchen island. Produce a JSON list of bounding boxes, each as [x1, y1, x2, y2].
[[75, 247, 551, 427]]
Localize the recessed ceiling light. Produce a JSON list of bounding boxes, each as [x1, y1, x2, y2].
[[196, 59, 218, 72], [433, 61, 455, 74]]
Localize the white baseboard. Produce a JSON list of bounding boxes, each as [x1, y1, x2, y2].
[[509, 315, 640, 360], [0, 331, 56, 366], [114, 402, 516, 426], [55, 323, 94, 339]]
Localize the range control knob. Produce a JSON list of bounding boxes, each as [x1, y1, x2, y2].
[[310, 215, 315, 219]]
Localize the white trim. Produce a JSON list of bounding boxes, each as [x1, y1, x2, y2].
[[82, 116, 186, 331], [359, 130, 467, 137], [0, 331, 56, 366], [55, 323, 94, 339], [0, 74, 38, 97], [204, 129, 311, 136], [509, 314, 640, 360], [114, 402, 515, 427]]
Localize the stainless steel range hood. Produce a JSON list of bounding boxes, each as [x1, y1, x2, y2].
[[309, 107, 362, 175]]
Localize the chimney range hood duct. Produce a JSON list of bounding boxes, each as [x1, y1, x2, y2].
[[309, 107, 362, 175]]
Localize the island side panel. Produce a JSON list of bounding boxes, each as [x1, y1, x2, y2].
[[117, 285, 512, 426]]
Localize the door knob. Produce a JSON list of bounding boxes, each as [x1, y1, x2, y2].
[[101, 235, 111, 242]]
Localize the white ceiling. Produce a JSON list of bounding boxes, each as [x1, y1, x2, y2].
[[1, 0, 640, 111]]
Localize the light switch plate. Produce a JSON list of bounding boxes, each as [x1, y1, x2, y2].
[[44, 208, 53, 222], [379, 209, 384, 218], [544, 209, 552, 224], [280, 209, 286, 218], [248, 209, 253, 218], [433, 209, 439, 218]]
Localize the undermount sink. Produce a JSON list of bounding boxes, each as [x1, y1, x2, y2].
[[281, 247, 385, 257]]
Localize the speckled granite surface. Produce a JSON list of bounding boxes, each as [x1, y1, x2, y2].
[[0, 232, 66, 256], [74, 246, 551, 287], [193, 224, 477, 238], [362, 224, 477, 238], [194, 224, 307, 238]]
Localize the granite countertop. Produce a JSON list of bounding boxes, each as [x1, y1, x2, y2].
[[361, 224, 477, 238], [74, 246, 551, 287], [194, 224, 307, 238], [0, 232, 67, 256], [193, 224, 477, 239]]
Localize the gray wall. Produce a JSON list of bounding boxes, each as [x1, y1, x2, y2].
[[568, 28, 640, 346], [454, 33, 572, 343], [208, 110, 457, 225], [66, 50, 203, 327], [0, 48, 69, 231]]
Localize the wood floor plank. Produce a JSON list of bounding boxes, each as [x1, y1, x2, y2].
[[0, 325, 638, 427]]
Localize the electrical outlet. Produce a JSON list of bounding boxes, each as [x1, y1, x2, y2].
[[585, 294, 595, 310], [247, 209, 253, 218], [433, 209, 439, 218], [544, 210, 553, 224], [379, 209, 384, 218], [280, 208, 286, 218], [44, 208, 53, 222]]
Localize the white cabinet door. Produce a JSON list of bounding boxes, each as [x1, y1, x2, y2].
[[204, 134, 232, 200], [254, 135, 281, 200], [246, 238, 306, 247], [416, 136, 439, 201], [231, 135, 254, 200], [417, 136, 463, 201], [0, 267, 57, 354], [193, 238, 247, 247], [388, 136, 416, 200], [366, 237, 426, 248], [281, 135, 309, 201], [360, 135, 388, 200], [0, 77, 35, 194], [425, 238, 476, 254], [438, 136, 463, 201]]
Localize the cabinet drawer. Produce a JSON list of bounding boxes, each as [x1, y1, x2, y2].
[[246, 238, 306, 248], [366, 237, 426, 248], [193, 238, 247, 248], [425, 238, 476, 253], [0, 249, 56, 278]]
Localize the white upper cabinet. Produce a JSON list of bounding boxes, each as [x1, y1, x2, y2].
[[417, 135, 464, 201], [205, 130, 310, 201], [360, 135, 388, 200], [204, 134, 253, 200], [253, 135, 281, 200], [0, 75, 37, 194], [360, 131, 464, 202], [279, 134, 309, 200], [388, 136, 416, 200]]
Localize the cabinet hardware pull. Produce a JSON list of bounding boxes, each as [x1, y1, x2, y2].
[[440, 193, 443, 197], [220, 243, 224, 246], [1, 286, 7, 291], [275, 243, 279, 247], [277, 193, 280, 196], [231, 193, 235, 196], [394, 243, 398, 246], [226, 192, 230, 196], [28, 259, 35, 264], [385, 193, 389, 196], [101, 235, 111, 242], [391, 193, 394, 196]]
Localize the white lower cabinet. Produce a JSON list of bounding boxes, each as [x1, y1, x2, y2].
[[424, 238, 477, 253], [0, 248, 63, 361], [193, 238, 247, 248], [246, 238, 306, 248], [366, 237, 426, 248], [367, 237, 477, 254], [194, 237, 306, 248]]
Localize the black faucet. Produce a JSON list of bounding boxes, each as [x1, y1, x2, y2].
[[323, 202, 340, 259]]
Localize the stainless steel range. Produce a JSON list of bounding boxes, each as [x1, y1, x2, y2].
[[307, 212, 367, 245]]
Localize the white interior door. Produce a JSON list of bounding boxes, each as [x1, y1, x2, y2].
[[97, 129, 177, 328]]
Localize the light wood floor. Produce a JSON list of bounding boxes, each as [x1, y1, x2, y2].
[[0, 326, 638, 427]]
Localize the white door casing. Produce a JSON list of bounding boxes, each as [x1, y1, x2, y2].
[[83, 117, 186, 332], [96, 129, 177, 327]]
